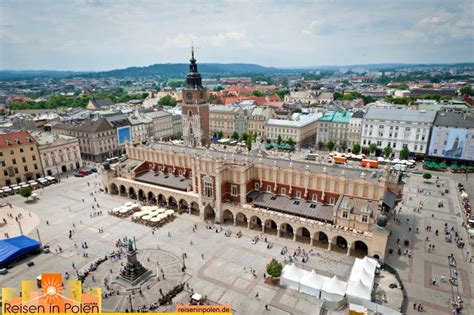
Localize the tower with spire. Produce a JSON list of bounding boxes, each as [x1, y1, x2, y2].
[[181, 47, 210, 147]]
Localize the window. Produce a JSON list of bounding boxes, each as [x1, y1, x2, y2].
[[362, 215, 369, 223], [24, 166, 28, 172], [255, 183, 260, 190], [329, 197, 335, 205], [22, 157, 26, 163], [231, 185, 238, 196], [32, 155, 36, 161], [414, 145, 418, 150], [203, 178, 213, 198], [34, 164, 38, 170], [342, 211, 348, 219], [20, 148, 24, 153], [3, 170, 7, 176], [280, 187, 286, 195], [30, 147, 33, 151], [267, 185, 272, 193], [0, 152, 2, 156], [12, 158, 16, 165], [295, 191, 301, 198], [312, 194, 317, 202], [14, 168, 18, 174]]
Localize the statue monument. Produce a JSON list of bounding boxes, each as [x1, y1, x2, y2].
[[116, 238, 153, 286]]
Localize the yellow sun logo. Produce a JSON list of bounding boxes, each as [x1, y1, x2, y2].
[[41, 275, 63, 304]]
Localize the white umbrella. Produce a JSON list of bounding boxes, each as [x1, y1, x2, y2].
[[19, 182, 26, 186], [3, 188, 12, 192], [13, 186, 21, 190], [165, 210, 175, 216], [392, 158, 400, 163], [1, 186, 9, 190], [28, 180, 36, 184], [150, 217, 162, 223], [156, 213, 167, 221], [142, 215, 154, 220], [21, 184, 29, 188], [132, 211, 147, 218]]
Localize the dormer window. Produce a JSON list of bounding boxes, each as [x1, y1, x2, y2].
[[342, 211, 349, 219], [362, 214, 369, 223]]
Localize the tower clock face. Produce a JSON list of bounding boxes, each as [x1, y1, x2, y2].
[[187, 92, 193, 99]]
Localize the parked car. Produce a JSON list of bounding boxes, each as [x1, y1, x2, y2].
[[83, 166, 97, 173], [74, 172, 84, 177]]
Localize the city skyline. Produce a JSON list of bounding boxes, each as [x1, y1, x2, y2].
[[0, 0, 473, 71]]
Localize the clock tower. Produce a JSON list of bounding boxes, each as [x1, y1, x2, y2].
[[181, 48, 210, 147]]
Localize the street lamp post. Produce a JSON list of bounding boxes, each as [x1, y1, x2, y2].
[[128, 295, 133, 312]]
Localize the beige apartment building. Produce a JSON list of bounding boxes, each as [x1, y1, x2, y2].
[[265, 113, 322, 149], [209, 105, 247, 138], [0, 131, 43, 186], [53, 119, 119, 162], [247, 107, 276, 137], [145, 111, 174, 140], [103, 142, 402, 261], [33, 132, 82, 176]]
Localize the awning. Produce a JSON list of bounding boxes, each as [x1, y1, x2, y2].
[[383, 190, 396, 209]]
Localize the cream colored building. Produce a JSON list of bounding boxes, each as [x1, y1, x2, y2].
[[53, 119, 119, 162], [0, 131, 43, 186], [265, 113, 322, 149], [209, 105, 247, 138], [103, 142, 401, 261], [33, 132, 82, 176], [144, 111, 174, 140], [247, 107, 276, 137]]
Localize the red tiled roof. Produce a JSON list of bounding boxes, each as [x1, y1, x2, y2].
[[222, 96, 240, 105], [0, 131, 36, 149], [263, 101, 284, 108], [266, 94, 280, 102], [464, 95, 473, 107]]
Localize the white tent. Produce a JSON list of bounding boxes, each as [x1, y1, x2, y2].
[[361, 256, 380, 273], [321, 276, 347, 302], [280, 263, 305, 291], [346, 279, 372, 302], [350, 259, 375, 287], [299, 270, 328, 298]]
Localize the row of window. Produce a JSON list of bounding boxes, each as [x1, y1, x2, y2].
[[341, 211, 369, 223], [3, 163, 40, 176], [0, 146, 35, 156]]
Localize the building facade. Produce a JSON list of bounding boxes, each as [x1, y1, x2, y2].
[[0, 131, 43, 186], [103, 143, 401, 261], [33, 132, 82, 176], [143, 111, 173, 141], [347, 110, 364, 150], [316, 111, 352, 150], [427, 111, 474, 162], [181, 49, 210, 147], [53, 119, 119, 162], [265, 113, 321, 149], [361, 108, 436, 158], [247, 107, 276, 138], [209, 105, 247, 138]]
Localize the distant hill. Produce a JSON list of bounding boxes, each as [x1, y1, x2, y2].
[[0, 70, 87, 80]]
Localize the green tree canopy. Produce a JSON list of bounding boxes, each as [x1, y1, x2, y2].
[[217, 131, 224, 139], [327, 141, 335, 151], [19, 187, 32, 199], [352, 144, 361, 155], [241, 133, 249, 141], [369, 143, 377, 155], [231, 131, 239, 140], [266, 259, 283, 278], [383, 144, 393, 158], [318, 141, 325, 150], [400, 146, 410, 160], [277, 135, 283, 145], [287, 137, 295, 147], [460, 86, 474, 96], [158, 95, 177, 106], [423, 172, 432, 180], [340, 141, 348, 152], [252, 90, 264, 97], [291, 108, 302, 114]]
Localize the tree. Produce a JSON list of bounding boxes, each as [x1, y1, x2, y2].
[[213, 86, 224, 91], [423, 172, 432, 181], [340, 141, 348, 152], [158, 95, 177, 106], [245, 136, 252, 151], [400, 146, 410, 160], [252, 90, 264, 97], [291, 108, 302, 114], [369, 143, 377, 155], [352, 144, 361, 155], [460, 86, 474, 96], [275, 90, 286, 101], [383, 144, 393, 158], [19, 187, 32, 200], [277, 135, 283, 145], [217, 131, 224, 139], [231, 131, 239, 140], [241, 133, 249, 141], [287, 137, 295, 147], [266, 259, 283, 279], [327, 141, 335, 151], [318, 141, 325, 150]]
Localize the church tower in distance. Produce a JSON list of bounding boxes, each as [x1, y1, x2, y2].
[[181, 48, 209, 147]]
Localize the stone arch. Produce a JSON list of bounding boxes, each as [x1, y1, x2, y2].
[[147, 191, 155, 204], [332, 235, 348, 254], [128, 186, 136, 199], [264, 219, 278, 235], [204, 205, 216, 221], [110, 183, 118, 195], [352, 240, 369, 258], [280, 223, 294, 239], [296, 227, 311, 244], [179, 199, 189, 212], [249, 216, 262, 231], [222, 209, 234, 225], [138, 189, 145, 201], [190, 202, 200, 216], [119, 185, 127, 197], [313, 231, 329, 249], [168, 196, 178, 210], [235, 212, 248, 227], [158, 194, 167, 206]]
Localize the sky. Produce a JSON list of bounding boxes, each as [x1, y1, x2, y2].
[[0, 0, 473, 71]]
